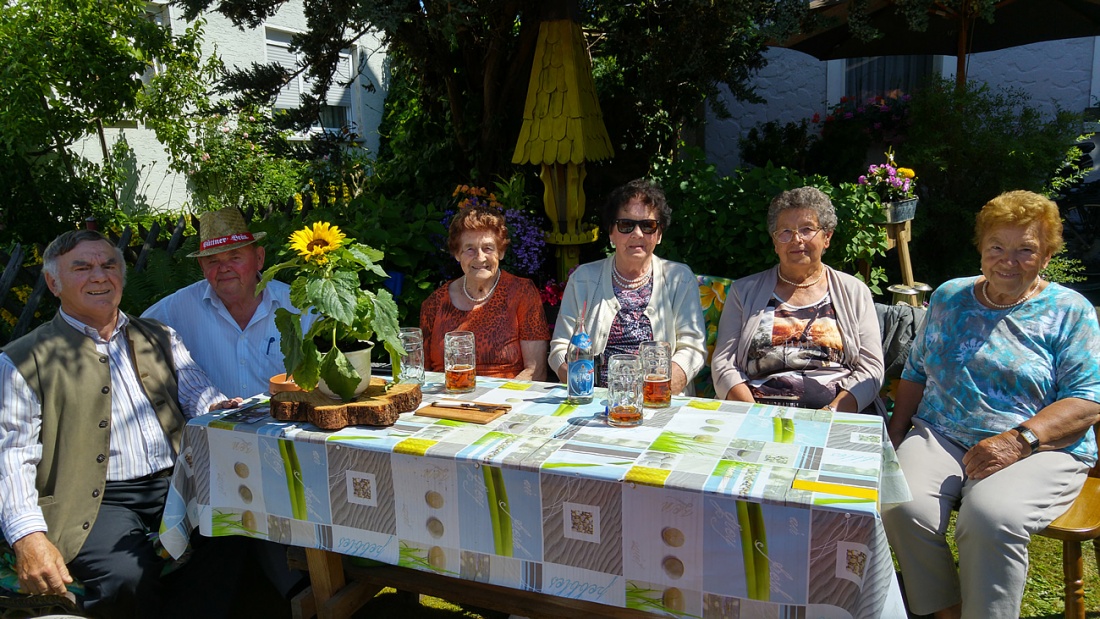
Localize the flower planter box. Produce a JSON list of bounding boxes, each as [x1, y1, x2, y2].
[[883, 198, 918, 223]]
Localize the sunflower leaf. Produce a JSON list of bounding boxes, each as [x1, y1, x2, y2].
[[292, 338, 321, 391], [319, 348, 360, 401], [307, 272, 358, 325], [275, 307, 304, 375], [367, 288, 403, 354]]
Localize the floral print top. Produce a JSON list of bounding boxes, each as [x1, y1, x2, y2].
[[597, 279, 654, 386], [903, 277, 1100, 464]]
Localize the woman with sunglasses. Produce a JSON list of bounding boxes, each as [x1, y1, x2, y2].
[[710, 186, 884, 413], [549, 179, 706, 391]]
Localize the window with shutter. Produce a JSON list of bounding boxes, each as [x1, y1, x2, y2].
[[266, 27, 355, 135]]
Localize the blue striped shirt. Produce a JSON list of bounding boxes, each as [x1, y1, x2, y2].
[[0, 310, 224, 545]]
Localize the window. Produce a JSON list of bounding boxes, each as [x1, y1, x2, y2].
[[266, 28, 355, 135], [844, 55, 934, 102], [140, 3, 168, 88]]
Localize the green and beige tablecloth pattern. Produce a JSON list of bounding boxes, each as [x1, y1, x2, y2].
[[160, 373, 909, 618]]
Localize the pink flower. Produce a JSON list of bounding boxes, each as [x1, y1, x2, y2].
[[200, 153, 210, 161]]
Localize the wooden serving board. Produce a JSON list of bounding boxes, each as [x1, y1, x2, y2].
[[415, 403, 510, 424], [270, 377, 422, 429]]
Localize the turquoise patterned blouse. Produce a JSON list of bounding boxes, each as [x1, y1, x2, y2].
[[902, 277, 1100, 464]]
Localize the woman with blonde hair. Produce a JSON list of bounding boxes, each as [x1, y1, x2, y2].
[[883, 190, 1100, 618]]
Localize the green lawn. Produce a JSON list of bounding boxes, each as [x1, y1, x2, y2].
[[1022, 536, 1100, 618]]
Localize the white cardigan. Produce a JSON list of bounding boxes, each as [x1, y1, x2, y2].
[[549, 255, 706, 390]]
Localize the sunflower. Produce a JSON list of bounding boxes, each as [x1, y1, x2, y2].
[[290, 222, 346, 263]]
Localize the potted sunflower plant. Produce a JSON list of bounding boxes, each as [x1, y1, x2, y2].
[[259, 221, 403, 401], [858, 148, 918, 223]]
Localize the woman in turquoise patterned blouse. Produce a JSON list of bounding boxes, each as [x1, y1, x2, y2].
[[882, 190, 1100, 619]]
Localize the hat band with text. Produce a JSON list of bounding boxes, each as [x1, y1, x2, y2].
[[200, 232, 255, 251]]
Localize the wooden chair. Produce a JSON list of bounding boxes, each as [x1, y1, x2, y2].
[[1036, 425, 1100, 619]]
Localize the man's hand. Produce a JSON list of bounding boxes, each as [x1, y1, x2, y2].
[[208, 397, 243, 412], [13, 532, 71, 595], [962, 431, 1027, 479]]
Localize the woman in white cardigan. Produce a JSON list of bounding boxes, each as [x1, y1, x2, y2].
[[549, 179, 706, 393], [710, 187, 884, 412]]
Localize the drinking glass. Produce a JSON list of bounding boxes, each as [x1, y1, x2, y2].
[[443, 331, 476, 393], [639, 340, 672, 408], [398, 327, 425, 384], [606, 353, 643, 427]]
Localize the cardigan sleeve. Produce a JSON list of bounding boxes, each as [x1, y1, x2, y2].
[[665, 262, 707, 383], [710, 277, 754, 400], [833, 272, 885, 410]]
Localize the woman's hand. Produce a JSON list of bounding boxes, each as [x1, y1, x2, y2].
[[962, 432, 1027, 479], [670, 362, 688, 395]]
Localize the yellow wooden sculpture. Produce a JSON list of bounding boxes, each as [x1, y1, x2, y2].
[[512, 18, 614, 279]]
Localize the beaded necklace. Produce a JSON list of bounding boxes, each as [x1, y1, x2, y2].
[[777, 268, 824, 288], [462, 271, 501, 304], [612, 263, 652, 289], [982, 278, 1040, 309]]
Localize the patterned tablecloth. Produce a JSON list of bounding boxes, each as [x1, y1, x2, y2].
[[159, 373, 910, 618]]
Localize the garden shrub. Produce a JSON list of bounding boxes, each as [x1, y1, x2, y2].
[[652, 146, 887, 290], [902, 79, 1080, 284]]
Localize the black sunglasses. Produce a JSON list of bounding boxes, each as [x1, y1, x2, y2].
[[615, 218, 660, 234]]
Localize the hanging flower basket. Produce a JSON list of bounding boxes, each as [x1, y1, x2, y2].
[[882, 198, 919, 224]]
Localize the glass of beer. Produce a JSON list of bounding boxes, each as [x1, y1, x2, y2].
[[640, 340, 672, 408], [443, 331, 476, 393], [606, 353, 643, 427], [398, 327, 425, 384]]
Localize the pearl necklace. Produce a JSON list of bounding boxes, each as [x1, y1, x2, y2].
[[982, 278, 1040, 309], [777, 268, 824, 288], [613, 264, 652, 289], [462, 271, 501, 304]]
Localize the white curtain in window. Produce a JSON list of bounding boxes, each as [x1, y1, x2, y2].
[[845, 56, 933, 101]]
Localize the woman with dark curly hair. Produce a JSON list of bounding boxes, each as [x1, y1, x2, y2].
[[420, 205, 549, 380], [549, 179, 705, 391]]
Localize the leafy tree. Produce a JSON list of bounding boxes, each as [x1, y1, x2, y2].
[[0, 0, 200, 243], [174, 0, 806, 183], [902, 79, 1080, 284]]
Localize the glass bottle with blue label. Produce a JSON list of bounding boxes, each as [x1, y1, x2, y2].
[[566, 322, 594, 404]]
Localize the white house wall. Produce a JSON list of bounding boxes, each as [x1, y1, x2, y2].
[[73, 0, 388, 214], [707, 37, 1099, 176]]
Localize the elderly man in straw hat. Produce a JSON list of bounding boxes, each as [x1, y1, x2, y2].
[[0, 229, 245, 616], [143, 207, 313, 599], [145, 207, 315, 399]]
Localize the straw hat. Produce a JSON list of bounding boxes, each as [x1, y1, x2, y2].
[[187, 208, 267, 258]]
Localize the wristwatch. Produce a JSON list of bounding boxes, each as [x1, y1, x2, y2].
[[1013, 425, 1041, 454]]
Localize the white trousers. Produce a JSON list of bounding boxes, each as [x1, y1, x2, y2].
[[881, 418, 1088, 618]]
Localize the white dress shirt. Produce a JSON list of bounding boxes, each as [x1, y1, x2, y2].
[[0, 310, 224, 545], [143, 279, 314, 398]]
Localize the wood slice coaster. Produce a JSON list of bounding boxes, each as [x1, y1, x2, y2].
[[270, 377, 422, 429]]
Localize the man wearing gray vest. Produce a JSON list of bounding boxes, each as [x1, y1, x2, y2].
[[0, 230, 242, 617]]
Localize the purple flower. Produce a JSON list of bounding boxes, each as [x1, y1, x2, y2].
[[858, 175, 868, 184]]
